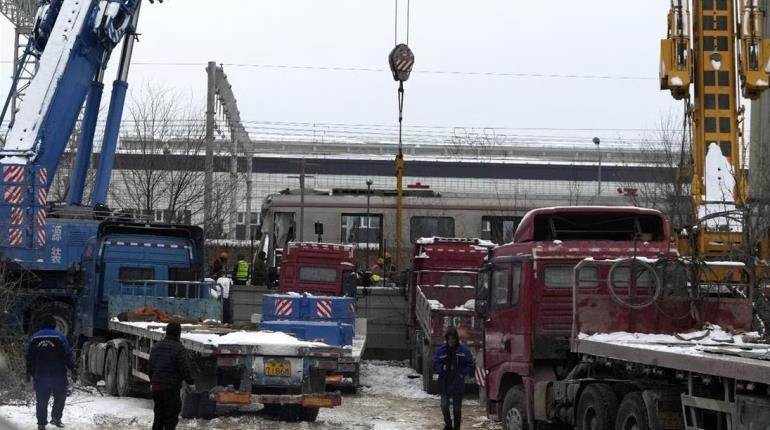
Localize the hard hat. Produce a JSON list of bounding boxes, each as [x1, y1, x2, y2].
[[384, 252, 391, 259], [220, 251, 229, 259], [377, 258, 384, 265]]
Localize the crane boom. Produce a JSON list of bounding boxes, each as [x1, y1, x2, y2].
[[661, 0, 770, 258]]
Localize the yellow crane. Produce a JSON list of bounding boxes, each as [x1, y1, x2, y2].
[[660, 0, 770, 260]]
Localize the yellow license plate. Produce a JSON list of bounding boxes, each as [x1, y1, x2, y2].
[[264, 359, 291, 377]]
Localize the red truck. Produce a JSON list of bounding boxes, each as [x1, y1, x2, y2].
[[477, 206, 770, 430], [278, 242, 358, 296], [273, 241, 366, 389], [408, 237, 492, 394]]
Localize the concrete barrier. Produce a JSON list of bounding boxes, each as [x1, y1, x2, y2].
[[229, 285, 410, 361]]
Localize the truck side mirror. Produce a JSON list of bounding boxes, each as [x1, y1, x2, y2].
[[342, 272, 358, 297], [475, 299, 488, 317]]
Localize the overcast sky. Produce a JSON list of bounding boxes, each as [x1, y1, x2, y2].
[[0, 0, 679, 145]]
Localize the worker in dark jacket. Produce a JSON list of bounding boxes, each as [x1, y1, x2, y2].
[[26, 316, 74, 430], [149, 322, 195, 430], [434, 326, 475, 430]]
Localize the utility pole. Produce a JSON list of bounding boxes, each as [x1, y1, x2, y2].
[[593, 137, 601, 198], [204, 62, 216, 239], [228, 134, 238, 240], [365, 179, 373, 270], [289, 160, 317, 242]]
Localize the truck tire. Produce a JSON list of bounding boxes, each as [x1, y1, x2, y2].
[[299, 406, 320, 422], [422, 346, 438, 394], [615, 392, 650, 430], [104, 347, 119, 396], [412, 332, 423, 373], [578, 384, 618, 430], [116, 348, 134, 397], [30, 302, 73, 338], [279, 404, 302, 422], [501, 385, 527, 430], [180, 383, 200, 419], [78, 342, 98, 386]]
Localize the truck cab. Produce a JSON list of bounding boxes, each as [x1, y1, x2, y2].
[[77, 221, 213, 340], [475, 207, 674, 420], [278, 242, 358, 297]]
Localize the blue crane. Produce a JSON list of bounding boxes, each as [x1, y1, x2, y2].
[[0, 0, 160, 336]]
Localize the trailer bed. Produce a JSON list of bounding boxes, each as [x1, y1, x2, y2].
[[108, 319, 340, 356], [575, 328, 770, 384]]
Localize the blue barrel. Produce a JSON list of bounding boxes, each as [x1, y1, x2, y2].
[[305, 296, 356, 326], [262, 294, 303, 321], [260, 320, 354, 346]]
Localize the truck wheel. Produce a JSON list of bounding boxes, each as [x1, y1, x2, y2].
[[422, 347, 438, 394], [103, 347, 119, 396], [30, 302, 73, 338], [578, 384, 618, 430], [116, 348, 134, 397], [279, 404, 302, 422], [501, 385, 527, 430], [299, 406, 320, 422], [180, 383, 200, 419], [412, 332, 423, 373], [615, 392, 650, 430], [78, 342, 97, 386]]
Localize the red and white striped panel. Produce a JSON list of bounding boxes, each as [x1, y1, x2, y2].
[[10, 207, 23, 225], [38, 168, 48, 186], [36, 228, 46, 247], [37, 188, 47, 206], [395, 58, 414, 72], [4, 186, 23, 204], [3, 165, 24, 183], [275, 299, 293, 317], [8, 228, 22, 246], [475, 366, 488, 387], [36, 208, 46, 226], [316, 300, 332, 318]]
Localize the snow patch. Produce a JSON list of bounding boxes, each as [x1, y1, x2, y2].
[[359, 361, 439, 400]]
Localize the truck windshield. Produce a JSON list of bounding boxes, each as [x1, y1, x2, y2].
[[299, 266, 337, 283]]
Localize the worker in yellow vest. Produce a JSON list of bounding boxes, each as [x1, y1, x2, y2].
[[232, 254, 250, 286]]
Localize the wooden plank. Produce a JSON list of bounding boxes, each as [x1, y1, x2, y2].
[[133, 350, 150, 360]]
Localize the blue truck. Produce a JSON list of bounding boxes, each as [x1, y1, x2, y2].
[[74, 221, 343, 421]]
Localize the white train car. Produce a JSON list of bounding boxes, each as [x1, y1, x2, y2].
[[259, 187, 529, 271]]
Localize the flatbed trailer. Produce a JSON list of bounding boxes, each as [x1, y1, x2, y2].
[[82, 311, 343, 422]]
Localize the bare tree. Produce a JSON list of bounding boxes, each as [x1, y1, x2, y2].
[[110, 84, 208, 223], [0, 262, 33, 404], [621, 114, 693, 233]]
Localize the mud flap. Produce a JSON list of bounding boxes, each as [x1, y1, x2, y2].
[[642, 389, 683, 430]]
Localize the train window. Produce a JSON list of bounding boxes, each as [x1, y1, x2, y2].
[[441, 272, 476, 287], [410, 217, 455, 242], [341, 214, 383, 249], [481, 216, 521, 244], [299, 267, 337, 283]]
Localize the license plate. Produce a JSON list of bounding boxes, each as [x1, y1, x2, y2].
[[264, 359, 291, 377]]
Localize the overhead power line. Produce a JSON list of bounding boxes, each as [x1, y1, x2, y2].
[[0, 60, 655, 81]]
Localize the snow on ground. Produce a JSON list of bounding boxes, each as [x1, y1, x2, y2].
[[358, 361, 438, 401], [0, 361, 500, 430]]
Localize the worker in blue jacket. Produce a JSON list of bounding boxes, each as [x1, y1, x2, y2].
[[434, 326, 475, 430], [26, 315, 75, 430]]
